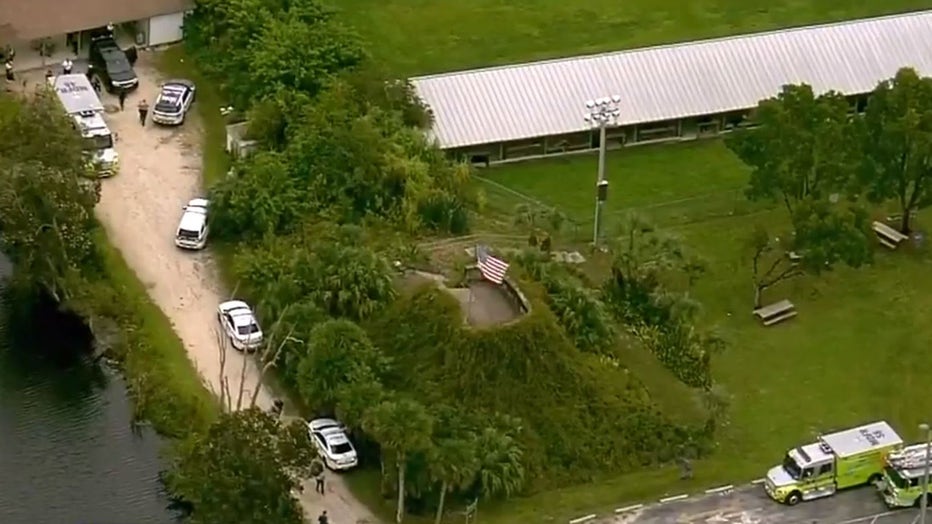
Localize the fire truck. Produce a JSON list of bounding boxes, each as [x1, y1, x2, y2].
[[879, 443, 932, 508]]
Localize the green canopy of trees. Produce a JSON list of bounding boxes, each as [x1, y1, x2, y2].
[[165, 409, 315, 524], [177, 0, 709, 519], [724, 70, 932, 307], [0, 92, 100, 301], [729, 68, 932, 239], [368, 284, 698, 491]]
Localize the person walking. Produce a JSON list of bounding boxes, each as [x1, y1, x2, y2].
[[62, 58, 73, 75], [118, 88, 127, 110], [314, 467, 325, 494], [4, 61, 13, 82], [318, 511, 328, 524], [91, 76, 102, 94], [137, 99, 149, 126]]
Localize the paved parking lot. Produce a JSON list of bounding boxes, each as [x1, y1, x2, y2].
[[599, 485, 928, 524]]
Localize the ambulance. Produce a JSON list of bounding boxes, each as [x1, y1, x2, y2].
[[49, 73, 119, 177], [879, 443, 932, 508], [764, 421, 903, 505]]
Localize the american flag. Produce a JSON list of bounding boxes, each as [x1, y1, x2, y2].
[[476, 245, 509, 284]]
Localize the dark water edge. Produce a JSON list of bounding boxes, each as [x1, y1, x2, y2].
[[0, 260, 181, 524]]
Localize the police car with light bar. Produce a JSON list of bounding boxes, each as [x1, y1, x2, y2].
[[152, 79, 196, 126]]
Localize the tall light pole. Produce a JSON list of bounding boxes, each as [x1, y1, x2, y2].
[[921, 422, 931, 524], [584, 95, 621, 247]]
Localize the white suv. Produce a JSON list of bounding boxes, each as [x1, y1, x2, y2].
[[174, 198, 209, 250]]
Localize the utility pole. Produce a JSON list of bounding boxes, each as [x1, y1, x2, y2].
[[921, 422, 931, 524], [584, 96, 621, 247]]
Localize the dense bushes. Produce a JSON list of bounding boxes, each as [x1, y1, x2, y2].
[[516, 250, 616, 355], [600, 216, 722, 389], [183, 0, 366, 109], [369, 284, 697, 491], [230, 225, 398, 322], [184, 0, 473, 241]]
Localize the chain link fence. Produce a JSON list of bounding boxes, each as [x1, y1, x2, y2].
[[473, 174, 772, 245]]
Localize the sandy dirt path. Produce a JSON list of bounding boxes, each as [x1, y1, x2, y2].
[[90, 50, 379, 524]]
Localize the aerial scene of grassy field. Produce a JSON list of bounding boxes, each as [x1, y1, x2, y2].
[[472, 142, 932, 520], [327, 1, 932, 522], [339, 0, 932, 74]]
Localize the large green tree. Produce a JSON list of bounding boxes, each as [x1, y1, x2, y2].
[[474, 427, 526, 499], [727, 84, 858, 215], [247, 10, 366, 102], [165, 409, 314, 524], [428, 437, 479, 524], [364, 398, 435, 523], [184, 0, 365, 109], [746, 198, 872, 309], [209, 151, 309, 241], [0, 92, 99, 300], [296, 319, 387, 412], [859, 67, 932, 233], [232, 232, 397, 322]]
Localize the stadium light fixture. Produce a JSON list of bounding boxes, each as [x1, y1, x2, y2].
[[584, 95, 622, 247]]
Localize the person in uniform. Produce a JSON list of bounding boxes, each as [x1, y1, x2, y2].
[[137, 99, 149, 126]]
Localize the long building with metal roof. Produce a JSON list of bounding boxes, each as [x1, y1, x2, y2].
[[411, 10, 932, 164]]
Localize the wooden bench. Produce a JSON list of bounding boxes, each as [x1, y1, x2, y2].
[[753, 299, 797, 327], [872, 221, 909, 250]]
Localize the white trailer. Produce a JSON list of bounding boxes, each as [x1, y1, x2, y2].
[[49, 74, 119, 177]]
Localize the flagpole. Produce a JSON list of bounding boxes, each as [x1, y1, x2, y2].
[[469, 245, 478, 323]]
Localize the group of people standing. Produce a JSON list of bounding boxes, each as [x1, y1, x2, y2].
[[3, 45, 15, 82]]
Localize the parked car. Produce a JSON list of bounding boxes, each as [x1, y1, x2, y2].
[[152, 79, 196, 126], [217, 301, 263, 352], [89, 35, 138, 92], [174, 198, 209, 250], [307, 418, 359, 471]]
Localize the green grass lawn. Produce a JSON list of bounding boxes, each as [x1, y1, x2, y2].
[[476, 140, 762, 241], [473, 140, 932, 523], [335, 0, 932, 75]]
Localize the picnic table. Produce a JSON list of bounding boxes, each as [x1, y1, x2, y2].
[[753, 299, 797, 327], [872, 221, 908, 250]]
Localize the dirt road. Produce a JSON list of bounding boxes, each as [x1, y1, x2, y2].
[[92, 50, 378, 524]]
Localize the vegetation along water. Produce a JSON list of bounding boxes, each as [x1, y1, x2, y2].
[[0, 255, 179, 524]]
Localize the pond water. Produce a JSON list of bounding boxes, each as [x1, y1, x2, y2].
[[0, 256, 180, 524]]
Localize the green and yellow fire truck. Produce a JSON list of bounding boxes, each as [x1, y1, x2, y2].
[[764, 421, 903, 505], [879, 444, 932, 508]]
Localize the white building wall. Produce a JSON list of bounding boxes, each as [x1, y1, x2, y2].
[[147, 12, 185, 46]]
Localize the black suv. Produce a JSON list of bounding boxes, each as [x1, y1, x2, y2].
[[89, 35, 138, 93]]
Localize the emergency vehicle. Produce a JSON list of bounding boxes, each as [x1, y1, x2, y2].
[[49, 74, 119, 177], [879, 443, 932, 508], [764, 421, 903, 505]]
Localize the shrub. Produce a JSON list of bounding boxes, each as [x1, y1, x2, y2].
[[368, 283, 695, 491]]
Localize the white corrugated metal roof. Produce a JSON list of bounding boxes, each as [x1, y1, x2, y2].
[[412, 11, 932, 150]]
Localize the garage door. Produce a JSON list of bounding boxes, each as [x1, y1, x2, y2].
[[148, 12, 185, 46]]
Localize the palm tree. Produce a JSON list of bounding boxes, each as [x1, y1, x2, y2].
[[363, 398, 434, 523], [428, 437, 479, 524], [475, 427, 525, 499]]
